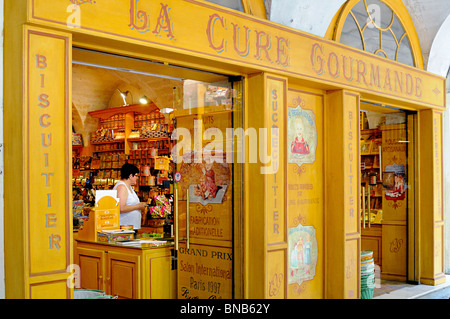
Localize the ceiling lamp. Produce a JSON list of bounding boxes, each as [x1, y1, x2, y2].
[[116, 88, 132, 106], [139, 96, 149, 104], [160, 107, 174, 113]]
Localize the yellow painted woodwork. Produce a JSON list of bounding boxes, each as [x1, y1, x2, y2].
[[286, 86, 325, 299], [29, 0, 444, 109], [325, 90, 360, 299], [4, 8, 73, 297], [30, 280, 71, 299], [1, 0, 446, 300], [418, 110, 445, 285], [246, 74, 288, 299], [76, 240, 176, 299]]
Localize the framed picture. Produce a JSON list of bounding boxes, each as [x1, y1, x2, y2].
[[360, 141, 372, 155], [370, 139, 381, 154], [382, 172, 395, 189]]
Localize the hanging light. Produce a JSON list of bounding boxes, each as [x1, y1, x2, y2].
[[116, 88, 131, 106], [139, 96, 149, 104], [160, 107, 174, 113]]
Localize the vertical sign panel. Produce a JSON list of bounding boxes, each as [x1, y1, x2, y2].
[[433, 112, 443, 222], [286, 89, 324, 299], [266, 77, 285, 245], [343, 93, 359, 235], [27, 28, 70, 275], [433, 111, 444, 277], [343, 93, 359, 299]]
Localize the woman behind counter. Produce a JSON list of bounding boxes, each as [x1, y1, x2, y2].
[[113, 163, 147, 232]]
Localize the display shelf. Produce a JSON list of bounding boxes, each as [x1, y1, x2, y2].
[[88, 103, 159, 120], [127, 136, 170, 142]]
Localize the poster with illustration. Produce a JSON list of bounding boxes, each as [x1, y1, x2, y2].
[[383, 163, 406, 202], [288, 224, 318, 285], [288, 105, 317, 167], [177, 149, 231, 205]]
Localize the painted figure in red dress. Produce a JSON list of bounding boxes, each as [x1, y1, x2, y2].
[[291, 118, 310, 155], [194, 162, 219, 200]]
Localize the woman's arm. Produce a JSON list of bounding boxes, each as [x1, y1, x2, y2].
[[116, 184, 146, 212]]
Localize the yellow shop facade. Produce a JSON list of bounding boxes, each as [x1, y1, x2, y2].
[[3, 0, 446, 299]]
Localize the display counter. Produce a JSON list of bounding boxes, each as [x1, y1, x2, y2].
[[75, 238, 176, 299]]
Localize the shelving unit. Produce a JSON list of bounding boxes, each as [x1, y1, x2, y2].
[[73, 104, 172, 188], [360, 129, 383, 224]]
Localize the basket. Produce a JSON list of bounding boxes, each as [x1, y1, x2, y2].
[[360, 250, 375, 299], [74, 289, 117, 299]]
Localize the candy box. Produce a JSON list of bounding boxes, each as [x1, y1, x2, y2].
[[97, 229, 135, 242]]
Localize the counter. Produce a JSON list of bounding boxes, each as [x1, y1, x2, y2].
[[75, 238, 176, 299]]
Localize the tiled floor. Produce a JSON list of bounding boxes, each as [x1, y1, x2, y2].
[[373, 280, 412, 298], [373, 275, 450, 299]]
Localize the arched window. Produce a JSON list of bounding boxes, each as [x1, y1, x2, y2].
[[334, 0, 418, 67]]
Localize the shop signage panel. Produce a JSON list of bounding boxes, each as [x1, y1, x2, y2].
[[286, 88, 324, 298], [177, 244, 232, 299], [25, 27, 71, 275], [266, 77, 285, 245], [381, 124, 407, 221], [433, 112, 443, 222], [30, 0, 445, 108], [343, 93, 359, 234]]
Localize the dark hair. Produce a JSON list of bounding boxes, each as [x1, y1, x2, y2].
[[120, 163, 140, 179]]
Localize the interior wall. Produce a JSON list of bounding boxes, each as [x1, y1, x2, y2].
[[71, 63, 182, 147]]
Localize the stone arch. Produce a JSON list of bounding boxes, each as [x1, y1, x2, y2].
[[270, 0, 345, 37], [427, 13, 450, 80]]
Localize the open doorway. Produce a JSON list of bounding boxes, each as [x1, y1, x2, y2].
[[360, 101, 417, 298], [71, 48, 244, 299]]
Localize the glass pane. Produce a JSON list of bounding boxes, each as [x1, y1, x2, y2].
[[203, 0, 244, 11], [363, 25, 380, 54], [174, 75, 244, 299], [351, 0, 369, 29], [397, 36, 415, 67], [340, 14, 364, 51], [382, 30, 397, 60], [365, 0, 394, 29], [391, 15, 406, 41]]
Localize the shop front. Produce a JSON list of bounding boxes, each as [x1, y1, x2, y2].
[[3, 0, 445, 299]]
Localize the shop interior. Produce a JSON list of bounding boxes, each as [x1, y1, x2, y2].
[[360, 102, 414, 297], [71, 49, 233, 242]]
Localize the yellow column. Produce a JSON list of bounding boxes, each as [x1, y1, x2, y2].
[[325, 90, 360, 299], [418, 109, 445, 285], [4, 2, 73, 298], [245, 73, 287, 298]]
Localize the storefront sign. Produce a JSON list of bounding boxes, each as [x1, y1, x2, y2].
[[178, 245, 232, 299], [266, 77, 285, 245], [344, 93, 359, 232], [26, 27, 71, 276], [433, 112, 443, 222], [29, 0, 445, 109]]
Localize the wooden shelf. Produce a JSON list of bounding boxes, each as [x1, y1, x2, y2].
[[88, 103, 159, 120], [91, 139, 125, 145], [127, 137, 170, 142]]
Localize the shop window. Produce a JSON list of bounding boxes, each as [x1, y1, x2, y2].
[[203, 0, 244, 12], [337, 0, 415, 67]]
